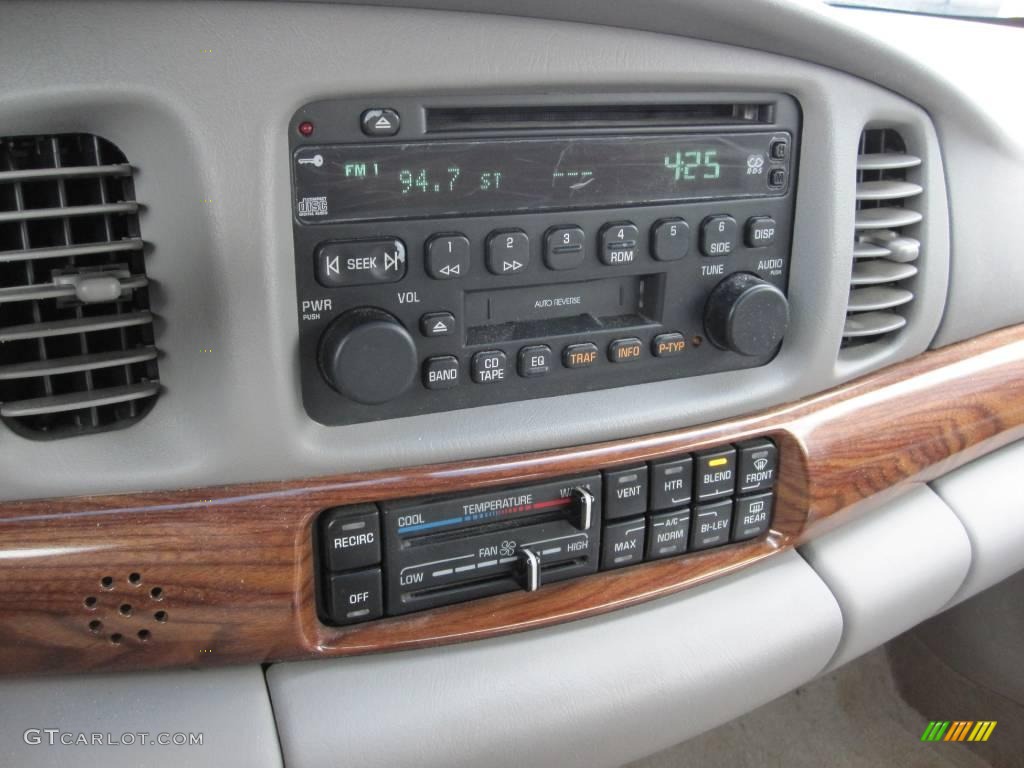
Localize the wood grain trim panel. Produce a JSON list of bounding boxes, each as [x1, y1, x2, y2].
[[1, 324, 1023, 676]]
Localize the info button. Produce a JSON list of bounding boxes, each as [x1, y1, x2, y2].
[[315, 239, 407, 287]]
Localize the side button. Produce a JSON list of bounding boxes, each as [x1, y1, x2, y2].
[[326, 568, 384, 625]]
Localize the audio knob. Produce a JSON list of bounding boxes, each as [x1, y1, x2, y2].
[[319, 308, 417, 405], [703, 273, 790, 357]]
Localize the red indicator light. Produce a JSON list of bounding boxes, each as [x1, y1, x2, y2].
[[298, 121, 314, 137]]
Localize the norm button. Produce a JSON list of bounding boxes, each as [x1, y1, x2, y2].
[[603, 465, 649, 520], [321, 504, 381, 571], [600, 222, 639, 266], [426, 234, 470, 280], [315, 239, 407, 287], [487, 230, 530, 275], [472, 350, 508, 384]]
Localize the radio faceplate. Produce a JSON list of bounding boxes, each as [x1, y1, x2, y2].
[[290, 94, 801, 426]]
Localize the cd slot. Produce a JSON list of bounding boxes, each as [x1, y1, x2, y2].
[[425, 102, 775, 133]]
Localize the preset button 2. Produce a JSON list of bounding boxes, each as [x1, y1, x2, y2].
[[486, 230, 530, 275]]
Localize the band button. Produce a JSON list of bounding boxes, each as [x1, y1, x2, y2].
[[562, 342, 599, 369], [652, 332, 686, 357], [423, 355, 460, 390], [608, 337, 643, 363]]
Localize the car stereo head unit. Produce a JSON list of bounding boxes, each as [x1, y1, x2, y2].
[[289, 93, 801, 426]]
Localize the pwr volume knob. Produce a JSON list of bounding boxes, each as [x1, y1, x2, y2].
[[703, 273, 789, 357], [319, 308, 418, 404]]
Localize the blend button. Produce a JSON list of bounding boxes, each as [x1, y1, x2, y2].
[[695, 447, 736, 501], [652, 332, 687, 357], [315, 239, 407, 287], [423, 356, 460, 390], [471, 350, 508, 384], [563, 342, 599, 369]]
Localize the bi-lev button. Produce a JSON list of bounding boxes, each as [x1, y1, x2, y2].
[[315, 239, 407, 287]]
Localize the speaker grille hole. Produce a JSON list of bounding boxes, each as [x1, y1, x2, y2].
[[119, 603, 132, 617], [137, 629, 151, 642], [128, 572, 141, 585], [154, 610, 168, 623], [109, 633, 123, 645], [150, 586, 163, 600], [83, 596, 97, 609], [88, 619, 102, 633], [100, 575, 113, 589]]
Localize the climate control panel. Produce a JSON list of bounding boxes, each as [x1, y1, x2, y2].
[[315, 437, 779, 626]]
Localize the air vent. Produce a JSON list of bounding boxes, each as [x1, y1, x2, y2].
[[0, 134, 159, 439], [843, 129, 923, 347]]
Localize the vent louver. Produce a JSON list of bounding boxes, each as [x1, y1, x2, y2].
[[0, 134, 159, 439], [844, 129, 922, 347]]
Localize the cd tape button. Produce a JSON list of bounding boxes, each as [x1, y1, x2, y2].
[[471, 350, 508, 384]]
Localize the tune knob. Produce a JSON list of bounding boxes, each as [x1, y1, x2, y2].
[[318, 308, 417, 404], [703, 273, 790, 357]]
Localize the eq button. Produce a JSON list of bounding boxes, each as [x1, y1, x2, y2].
[[608, 337, 643, 363], [518, 345, 553, 378], [563, 343, 599, 369]]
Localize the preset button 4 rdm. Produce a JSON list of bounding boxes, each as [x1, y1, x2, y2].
[[291, 93, 800, 426]]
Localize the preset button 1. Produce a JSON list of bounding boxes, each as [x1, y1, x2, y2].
[[425, 234, 470, 280]]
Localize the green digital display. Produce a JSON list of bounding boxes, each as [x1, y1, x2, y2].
[[294, 132, 787, 222]]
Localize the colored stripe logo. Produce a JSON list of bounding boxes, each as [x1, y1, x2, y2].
[[921, 721, 997, 742]]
